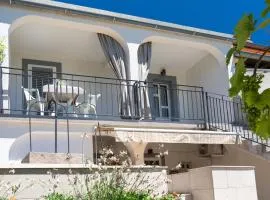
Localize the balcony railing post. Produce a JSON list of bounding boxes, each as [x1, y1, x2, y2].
[[29, 106, 32, 152], [204, 92, 210, 130], [51, 99, 58, 153]]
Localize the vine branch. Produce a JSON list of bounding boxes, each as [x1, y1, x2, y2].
[[253, 45, 270, 76]]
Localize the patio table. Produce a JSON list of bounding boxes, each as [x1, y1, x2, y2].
[[42, 84, 84, 103]]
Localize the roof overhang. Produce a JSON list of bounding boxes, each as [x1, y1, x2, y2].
[[2, 0, 233, 42], [97, 126, 241, 145]]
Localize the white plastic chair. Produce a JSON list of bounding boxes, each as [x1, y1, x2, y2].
[[75, 93, 101, 118], [23, 88, 44, 116]]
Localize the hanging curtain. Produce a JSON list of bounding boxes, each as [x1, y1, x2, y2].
[[98, 33, 131, 118], [137, 42, 152, 119]]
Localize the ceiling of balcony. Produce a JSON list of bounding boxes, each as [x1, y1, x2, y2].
[[10, 22, 210, 71], [151, 42, 209, 73], [9, 23, 106, 63]]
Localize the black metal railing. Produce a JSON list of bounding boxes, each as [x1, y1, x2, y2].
[[0, 66, 204, 123], [1, 66, 269, 147], [205, 92, 270, 147]]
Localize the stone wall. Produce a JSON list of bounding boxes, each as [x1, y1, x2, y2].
[[0, 164, 168, 199]]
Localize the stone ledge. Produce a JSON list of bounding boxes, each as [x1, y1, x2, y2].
[[21, 152, 83, 164]]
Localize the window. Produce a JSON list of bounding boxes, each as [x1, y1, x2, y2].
[[152, 83, 171, 119], [28, 64, 56, 97], [147, 73, 178, 121]]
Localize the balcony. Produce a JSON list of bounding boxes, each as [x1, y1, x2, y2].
[[1, 66, 269, 148], [0, 66, 205, 124]]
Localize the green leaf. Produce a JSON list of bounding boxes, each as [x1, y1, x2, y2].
[[258, 18, 270, 29], [256, 112, 270, 138], [262, 7, 270, 17], [229, 58, 246, 97], [234, 14, 256, 50], [226, 47, 236, 65], [257, 89, 270, 109], [245, 90, 259, 106], [261, 0, 270, 17]]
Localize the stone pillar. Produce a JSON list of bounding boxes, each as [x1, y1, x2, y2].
[[124, 141, 147, 165]]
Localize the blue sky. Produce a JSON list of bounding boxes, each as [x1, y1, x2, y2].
[[57, 0, 269, 45]]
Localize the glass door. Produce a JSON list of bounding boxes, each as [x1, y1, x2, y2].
[[152, 83, 170, 119]]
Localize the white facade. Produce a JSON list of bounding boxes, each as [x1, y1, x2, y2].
[[2, 1, 270, 199], [0, 0, 232, 164]]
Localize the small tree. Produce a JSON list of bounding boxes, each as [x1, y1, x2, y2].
[[226, 0, 270, 138]]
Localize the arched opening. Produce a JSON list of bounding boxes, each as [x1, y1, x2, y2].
[[138, 36, 229, 122], [7, 16, 129, 118], [9, 131, 93, 163]]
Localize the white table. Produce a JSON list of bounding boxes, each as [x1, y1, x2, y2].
[[43, 84, 84, 103]]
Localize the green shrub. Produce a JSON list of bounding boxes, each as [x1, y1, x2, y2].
[[44, 191, 175, 200], [44, 192, 75, 200], [157, 194, 175, 200], [87, 185, 152, 200]]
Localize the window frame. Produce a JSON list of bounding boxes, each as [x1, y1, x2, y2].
[[152, 83, 171, 120]]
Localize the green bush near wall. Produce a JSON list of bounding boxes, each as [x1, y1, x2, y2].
[[44, 191, 175, 200]]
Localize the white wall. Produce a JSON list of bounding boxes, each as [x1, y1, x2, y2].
[[0, 138, 15, 163], [212, 145, 270, 200], [168, 166, 258, 200], [187, 54, 229, 95], [8, 131, 93, 163], [0, 118, 98, 164]]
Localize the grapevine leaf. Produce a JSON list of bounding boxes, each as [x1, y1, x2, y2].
[[257, 89, 270, 109], [234, 14, 256, 51], [245, 90, 259, 106], [226, 47, 236, 65], [262, 0, 270, 17], [229, 58, 246, 97], [262, 7, 270, 17], [258, 18, 270, 29], [256, 112, 270, 138]]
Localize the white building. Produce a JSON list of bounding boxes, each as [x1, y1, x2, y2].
[[0, 0, 269, 199]]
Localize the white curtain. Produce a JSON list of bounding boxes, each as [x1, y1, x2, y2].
[[98, 33, 131, 118], [137, 42, 152, 119]]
